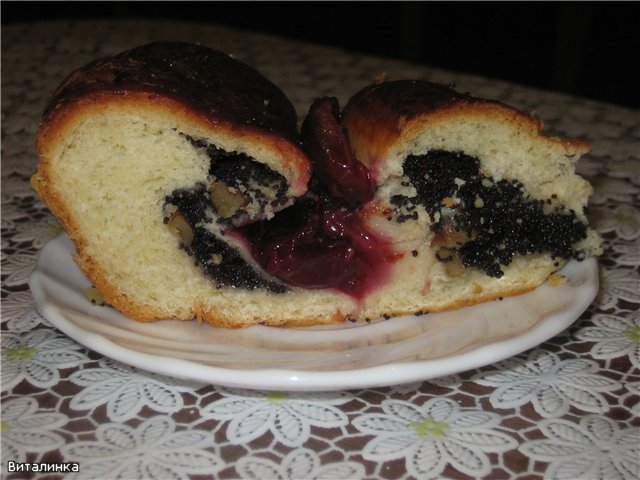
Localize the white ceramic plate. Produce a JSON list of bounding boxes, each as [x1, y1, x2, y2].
[[29, 234, 599, 391]]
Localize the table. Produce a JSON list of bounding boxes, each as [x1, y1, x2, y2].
[[2, 19, 639, 479]]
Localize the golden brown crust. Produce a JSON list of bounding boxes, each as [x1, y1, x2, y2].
[[43, 42, 299, 141], [36, 91, 311, 196], [343, 80, 590, 179], [37, 42, 311, 196], [193, 282, 537, 328]]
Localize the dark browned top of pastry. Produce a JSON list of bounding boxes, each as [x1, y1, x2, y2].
[[340, 79, 560, 181], [42, 42, 299, 140], [343, 80, 492, 120]]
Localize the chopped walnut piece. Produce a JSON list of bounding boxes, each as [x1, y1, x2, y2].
[[547, 274, 568, 285], [166, 212, 194, 247], [441, 197, 459, 208], [210, 180, 249, 218], [445, 256, 466, 277]]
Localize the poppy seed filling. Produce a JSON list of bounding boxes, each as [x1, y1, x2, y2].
[[391, 150, 588, 278], [163, 138, 289, 292], [188, 135, 290, 221]]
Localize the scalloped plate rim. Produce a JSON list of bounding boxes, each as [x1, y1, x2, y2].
[[29, 234, 599, 391]]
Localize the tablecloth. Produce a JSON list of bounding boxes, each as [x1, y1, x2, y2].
[[2, 20, 639, 479]]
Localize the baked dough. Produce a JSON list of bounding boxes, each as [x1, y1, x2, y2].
[[32, 44, 600, 328]]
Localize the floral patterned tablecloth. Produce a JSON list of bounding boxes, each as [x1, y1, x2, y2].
[[2, 20, 639, 480]]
